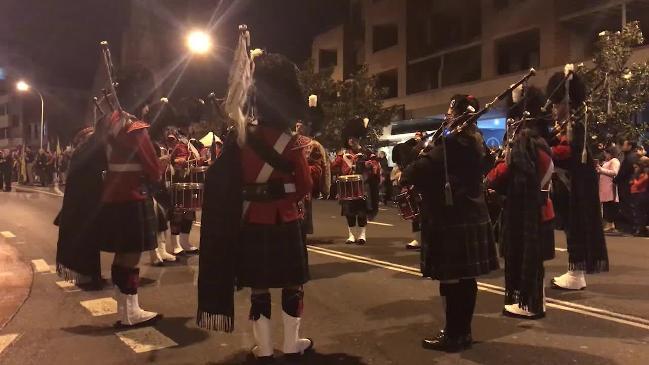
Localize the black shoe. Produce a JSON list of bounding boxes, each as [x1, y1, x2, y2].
[[422, 331, 472, 353], [284, 338, 314, 361], [356, 239, 366, 245], [114, 313, 163, 329], [345, 239, 354, 245]]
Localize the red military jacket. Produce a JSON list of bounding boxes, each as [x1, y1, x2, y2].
[[102, 113, 161, 203], [486, 148, 555, 222], [241, 126, 313, 225], [331, 148, 380, 177]]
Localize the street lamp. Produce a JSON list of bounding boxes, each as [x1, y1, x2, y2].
[[186, 30, 212, 55], [16, 80, 45, 150]]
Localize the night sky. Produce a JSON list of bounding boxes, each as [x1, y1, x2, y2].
[[2, 0, 348, 91]]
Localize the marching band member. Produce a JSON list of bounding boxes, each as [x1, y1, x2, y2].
[[144, 100, 178, 266], [167, 132, 200, 255], [401, 95, 499, 352], [197, 46, 313, 362], [99, 105, 163, 327], [486, 86, 555, 319], [331, 118, 380, 245], [546, 68, 608, 291]]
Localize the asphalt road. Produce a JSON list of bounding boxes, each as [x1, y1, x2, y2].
[[0, 187, 648, 365]]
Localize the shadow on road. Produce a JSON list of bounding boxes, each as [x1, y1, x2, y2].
[[462, 341, 617, 365], [211, 351, 369, 365], [309, 261, 375, 280]]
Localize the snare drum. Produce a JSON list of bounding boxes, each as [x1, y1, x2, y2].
[[172, 183, 204, 211], [396, 187, 422, 220], [190, 166, 209, 184], [336, 174, 365, 201]]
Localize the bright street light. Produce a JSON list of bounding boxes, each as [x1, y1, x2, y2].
[[186, 30, 212, 55], [16, 80, 30, 92], [16, 80, 45, 150]]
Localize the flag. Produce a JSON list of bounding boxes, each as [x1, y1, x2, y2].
[[20, 145, 27, 183], [210, 133, 217, 161], [47, 140, 51, 153]]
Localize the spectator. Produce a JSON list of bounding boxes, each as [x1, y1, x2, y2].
[[35, 149, 51, 186], [377, 150, 392, 205], [0, 149, 13, 191], [614, 140, 641, 231], [597, 145, 620, 232], [24, 146, 35, 185], [630, 156, 649, 236]]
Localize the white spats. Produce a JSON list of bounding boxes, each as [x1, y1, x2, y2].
[[0, 231, 16, 238], [31, 259, 50, 273], [0, 334, 19, 356], [115, 327, 177, 353], [80, 297, 118, 316]]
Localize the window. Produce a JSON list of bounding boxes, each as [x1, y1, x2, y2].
[[496, 29, 540, 75], [407, 57, 441, 94], [318, 49, 338, 70], [372, 24, 398, 52], [0, 103, 8, 116], [442, 45, 482, 86], [375, 69, 399, 99], [407, 0, 481, 59]]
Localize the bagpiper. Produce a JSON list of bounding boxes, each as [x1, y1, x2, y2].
[[486, 86, 555, 318], [401, 94, 499, 352], [196, 28, 314, 363], [546, 66, 609, 290]]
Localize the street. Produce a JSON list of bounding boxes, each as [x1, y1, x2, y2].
[[1, 187, 649, 365]]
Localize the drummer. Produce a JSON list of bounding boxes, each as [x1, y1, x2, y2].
[[331, 117, 380, 245], [166, 131, 200, 255]]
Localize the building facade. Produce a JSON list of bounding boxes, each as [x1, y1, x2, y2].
[[312, 0, 649, 119]]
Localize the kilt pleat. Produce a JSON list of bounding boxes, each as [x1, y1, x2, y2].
[[99, 198, 157, 253], [236, 220, 309, 288]]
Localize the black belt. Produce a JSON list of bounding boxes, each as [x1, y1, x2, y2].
[[242, 180, 297, 201]]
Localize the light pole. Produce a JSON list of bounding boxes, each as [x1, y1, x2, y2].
[[16, 80, 45, 150]]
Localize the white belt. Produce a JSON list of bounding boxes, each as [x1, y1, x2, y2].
[[284, 183, 296, 193], [108, 163, 142, 172]]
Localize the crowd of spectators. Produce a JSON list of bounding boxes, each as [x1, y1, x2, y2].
[[0, 145, 71, 191], [596, 139, 649, 236]]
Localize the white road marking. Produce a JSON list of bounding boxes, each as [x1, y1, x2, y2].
[[31, 259, 50, 273], [368, 221, 395, 227], [116, 327, 178, 353], [307, 245, 649, 331], [0, 231, 16, 238], [55, 281, 80, 292], [15, 186, 64, 197], [80, 298, 118, 316], [555, 248, 568, 252], [0, 334, 19, 356]]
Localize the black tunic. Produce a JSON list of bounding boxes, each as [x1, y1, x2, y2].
[[403, 130, 499, 280]]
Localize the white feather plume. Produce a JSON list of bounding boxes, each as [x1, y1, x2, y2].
[[308, 94, 318, 107], [511, 84, 524, 103], [564, 63, 574, 77], [224, 25, 253, 146]]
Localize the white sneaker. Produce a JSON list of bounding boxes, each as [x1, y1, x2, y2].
[[282, 312, 314, 355], [503, 304, 545, 319], [179, 233, 199, 254], [406, 240, 421, 249], [552, 270, 586, 290]]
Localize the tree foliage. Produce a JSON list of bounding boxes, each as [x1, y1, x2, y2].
[[299, 62, 397, 149], [575, 21, 649, 145]]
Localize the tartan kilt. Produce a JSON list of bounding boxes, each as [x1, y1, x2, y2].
[[236, 220, 310, 289], [99, 198, 157, 253], [421, 219, 499, 281], [340, 199, 368, 217]]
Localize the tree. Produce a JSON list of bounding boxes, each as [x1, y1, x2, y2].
[[299, 62, 397, 149], [575, 21, 649, 146]]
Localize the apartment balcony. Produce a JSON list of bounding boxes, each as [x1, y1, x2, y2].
[[0, 115, 9, 129], [0, 137, 24, 149]]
